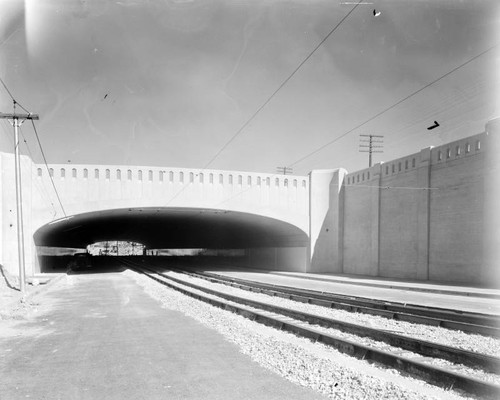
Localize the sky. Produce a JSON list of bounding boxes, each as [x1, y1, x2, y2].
[[0, 0, 499, 175]]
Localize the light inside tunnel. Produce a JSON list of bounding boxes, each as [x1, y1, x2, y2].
[[87, 241, 145, 256], [143, 249, 246, 257]]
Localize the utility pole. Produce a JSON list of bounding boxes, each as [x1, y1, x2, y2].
[[0, 106, 39, 294], [276, 166, 293, 175], [359, 134, 384, 167]]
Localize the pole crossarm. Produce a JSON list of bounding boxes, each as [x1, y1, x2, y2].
[[0, 112, 39, 120], [359, 134, 385, 167], [276, 166, 293, 175]]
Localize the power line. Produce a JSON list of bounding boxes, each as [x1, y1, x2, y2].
[[381, 76, 491, 150], [1, 120, 59, 218], [211, 154, 484, 212], [0, 77, 31, 114], [0, 76, 67, 217], [30, 120, 67, 217], [289, 42, 500, 168], [0, 106, 47, 208], [17, 124, 58, 215], [199, 47, 498, 211], [344, 184, 439, 190], [202, 0, 364, 169], [165, 1, 363, 207], [205, 64, 496, 211]]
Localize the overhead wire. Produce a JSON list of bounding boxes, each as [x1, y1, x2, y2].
[[343, 151, 487, 192], [0, 76, 31, 114], [362, 72, 492, 155], [214, 43, 499, 206], [0, 120, 57, 216], [0, 76, 67, 217], [165, 10, 499, 211], [194, 47, 500, 207], [288, 42, 500, 168], [165, 0, 364, 207], [211, 145, 487, 211], [207, 30, 498, 213], [220, 152, 488, 207], [18, 124, 58, 215], [355, 87, 486, 160], [1, 8, 492, 219], [30, 119, 67, 217], [344, 185, 439, 190], [202, 0, 364, 170]]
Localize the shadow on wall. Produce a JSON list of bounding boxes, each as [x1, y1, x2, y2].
[[309, 169, 346, 274], [310, 206, 339, 273]]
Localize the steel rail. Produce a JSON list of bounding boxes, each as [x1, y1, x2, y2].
[[127, 264, 500, 400], [147, 266, 500, 372], [182, 269, 500, 337]]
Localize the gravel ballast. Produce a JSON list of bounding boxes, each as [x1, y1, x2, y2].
[[160, 271, 500, 385], [127, 270, 480, 400], [166, 271, 500, 356]]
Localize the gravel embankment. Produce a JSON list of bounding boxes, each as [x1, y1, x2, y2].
[[127, 270, 479, 400]]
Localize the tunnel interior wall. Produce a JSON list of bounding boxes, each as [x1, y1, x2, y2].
[[247, 247, 308, 272], [38, 254, 249, 273], [38, 246, 307, 273]]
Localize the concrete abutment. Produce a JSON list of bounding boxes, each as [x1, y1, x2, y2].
[[308, 168, 346, 273]]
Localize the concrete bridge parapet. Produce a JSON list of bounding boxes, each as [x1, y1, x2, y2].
[[1, 156, 321, 275], [31, 164, 311, 233]]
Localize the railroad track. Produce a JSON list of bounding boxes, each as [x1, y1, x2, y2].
[[178, 268, 500, 338], [122, 260, 500, 399]]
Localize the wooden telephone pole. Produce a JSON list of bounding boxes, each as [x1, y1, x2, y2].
[[359, 134, 384, 167], [276, 166, 293, 175], [0, 106, 39, 293]]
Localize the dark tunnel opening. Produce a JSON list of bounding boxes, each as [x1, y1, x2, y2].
[[34, 207, 309, 273]]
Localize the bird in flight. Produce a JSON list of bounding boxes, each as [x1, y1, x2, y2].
[[427, 121, 440, 130]]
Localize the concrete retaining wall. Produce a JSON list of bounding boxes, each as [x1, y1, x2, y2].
[[341, 122, 497, 286]]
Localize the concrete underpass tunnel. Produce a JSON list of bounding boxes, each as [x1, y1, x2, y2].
[[33, 207, 310, 273]]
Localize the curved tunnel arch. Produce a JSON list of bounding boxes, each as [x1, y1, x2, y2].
[[33, 207, 309, 250]]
